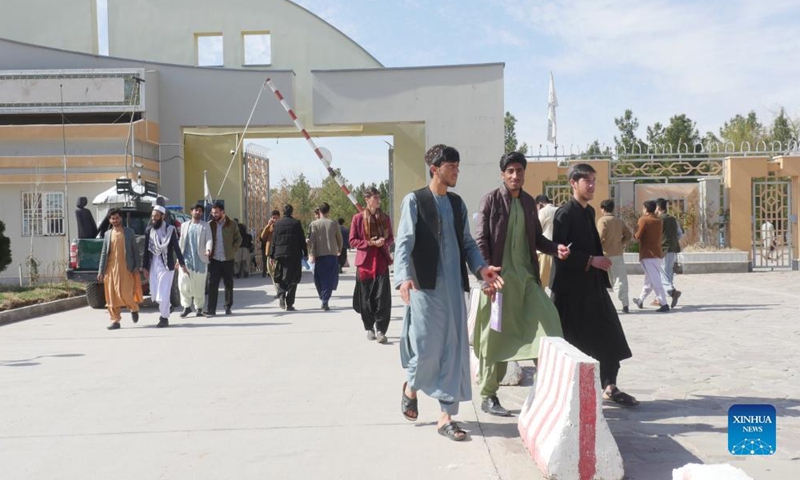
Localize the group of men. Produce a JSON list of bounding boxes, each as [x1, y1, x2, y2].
[[98, 201, 243, 329], [598, 197, 683, 313], [97, 143, 689, 444], [397, 147, 642, 442]]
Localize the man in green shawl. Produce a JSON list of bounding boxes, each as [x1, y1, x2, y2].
[[474, 151, 571, 416]]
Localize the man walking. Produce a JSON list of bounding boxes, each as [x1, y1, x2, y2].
[[234, 219, 252, 278], [474, 152, 569, 416], [97, 208, 142, 330], [337, 217, 350, 273], [207, 202, 241, 316], [350, 187, 394, 343], [395, 144, 503, 441], [142, 205, 187, 328], [597, 199, 633, 313], [178, 202, 212, 318], [269, 204, 306, 311], [633, 200, 670, 312], [552, 163, 638, 407], [259, 210, 280, 278], [308, 202, 343, 311], [656, 198, 682, 308], [535, 194, 558, 290]]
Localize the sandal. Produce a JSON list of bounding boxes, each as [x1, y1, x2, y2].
[[401, 382, 418, 421], [603, 387, 640, 407], [438, 421, 468, 442]]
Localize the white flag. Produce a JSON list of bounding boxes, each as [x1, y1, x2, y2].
[[547, 72, 558, 144], [204, 170, 212, 204]]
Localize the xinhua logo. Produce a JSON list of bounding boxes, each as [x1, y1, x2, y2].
[[728, 404, 776, 455]]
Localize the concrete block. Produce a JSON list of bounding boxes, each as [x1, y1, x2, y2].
[[672, 463, 753, 480], [518, 337, 624, 480]]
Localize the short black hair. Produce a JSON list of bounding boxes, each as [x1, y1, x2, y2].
[[212, 201, 225, 211], [191, 202, 205, 212], [567, 163, 596, 183], [643, 200, 657, 214], [428, 146, 460, 178], [283, 204, 294, 216], [364, 186, 380, 198], [534, 194, 551, 205], [319, 202, 330, 215], [656, 198, 668, 211], [271, 209, 280, 216], [107, 207, 122, 219], [338, 218, 345, 225], [500, 151, 527, 171], [600, 199, 615, 213]]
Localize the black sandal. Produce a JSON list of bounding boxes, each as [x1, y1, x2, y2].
[[401, 382, 418, 421], [438, 421, 468, 442], [603, 387, 640, 407]]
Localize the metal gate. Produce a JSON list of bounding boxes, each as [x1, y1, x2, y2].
[[544, 183, 572, 207], [244, 145, 270, 273], [752, 179, 792, 270]]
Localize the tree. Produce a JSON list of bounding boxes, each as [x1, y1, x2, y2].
[[0, 219, 11, 274], [613, 109, 647, 155], [663, 114, 700, 154], [770, 108, 798, 147], [718, 111, 766, 150], [318, 169, 359, 222], [582, 140, 610, 158], [504, 111, 529, 155], [645, 122, 665, 147]]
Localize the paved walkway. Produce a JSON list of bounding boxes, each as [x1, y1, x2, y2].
[[1, 269, 798, 479]]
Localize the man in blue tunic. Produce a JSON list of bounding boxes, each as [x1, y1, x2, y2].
[[395, 144, 504, 442]]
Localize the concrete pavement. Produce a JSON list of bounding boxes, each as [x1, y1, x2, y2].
[[1, 269, 798, 479]]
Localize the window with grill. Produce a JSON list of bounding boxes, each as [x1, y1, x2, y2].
[[22, 192, 65, 236]]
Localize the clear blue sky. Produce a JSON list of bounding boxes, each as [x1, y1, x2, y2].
[[99, 0, 800, 186]]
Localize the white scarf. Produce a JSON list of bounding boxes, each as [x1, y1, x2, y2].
[[149, 223, 174, 265]]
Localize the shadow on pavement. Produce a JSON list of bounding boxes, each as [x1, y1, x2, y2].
[[0, 353, 85, 367]]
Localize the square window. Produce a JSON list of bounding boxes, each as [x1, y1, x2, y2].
[[196, 34, 224, 67], [243, 32, 272, 66]]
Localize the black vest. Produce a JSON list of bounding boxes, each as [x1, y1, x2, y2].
[[411, 187, 470, 292]]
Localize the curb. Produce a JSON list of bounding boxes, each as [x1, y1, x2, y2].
[[0, 295, 87, 327]]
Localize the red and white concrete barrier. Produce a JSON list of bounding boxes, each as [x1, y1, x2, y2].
[[672, 464, 753, 480], [518, 337, 624, 480]]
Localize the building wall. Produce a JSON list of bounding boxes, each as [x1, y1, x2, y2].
[[107, 0, 381, 126], [0, 0, 97, 54], [312, 64, 505, 218]]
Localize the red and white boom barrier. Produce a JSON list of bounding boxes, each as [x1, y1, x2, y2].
[[264, 78, 362, 212], [518, 337, 624, 480]]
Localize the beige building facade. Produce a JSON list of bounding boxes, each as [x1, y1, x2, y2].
[[0, 0, 504, 282]]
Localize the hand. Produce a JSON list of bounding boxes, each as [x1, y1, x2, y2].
[[399, 279, 418, 305], [481, 283, 497, 302], [143, 269, 149, 278], [557, 244, 571, 260], [590, 256, 613, 271], [96, 273, 104, 283], [479, 266, 504, 291], [206, 250, 212, 258], [374, 237, 385, 248], [308, 255, 315, 264]]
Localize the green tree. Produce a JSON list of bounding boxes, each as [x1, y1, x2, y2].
[[663, 113, 700, 154], [0, 219, 11, 274], [318, 169, 359, 222], [770, 108, 797, 147], [582, 140, 610, 158], [719, 111, 766, 150], [613, 109, 647, 155], [504, 111, 529, 154], [645, 122, 665, 148]]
